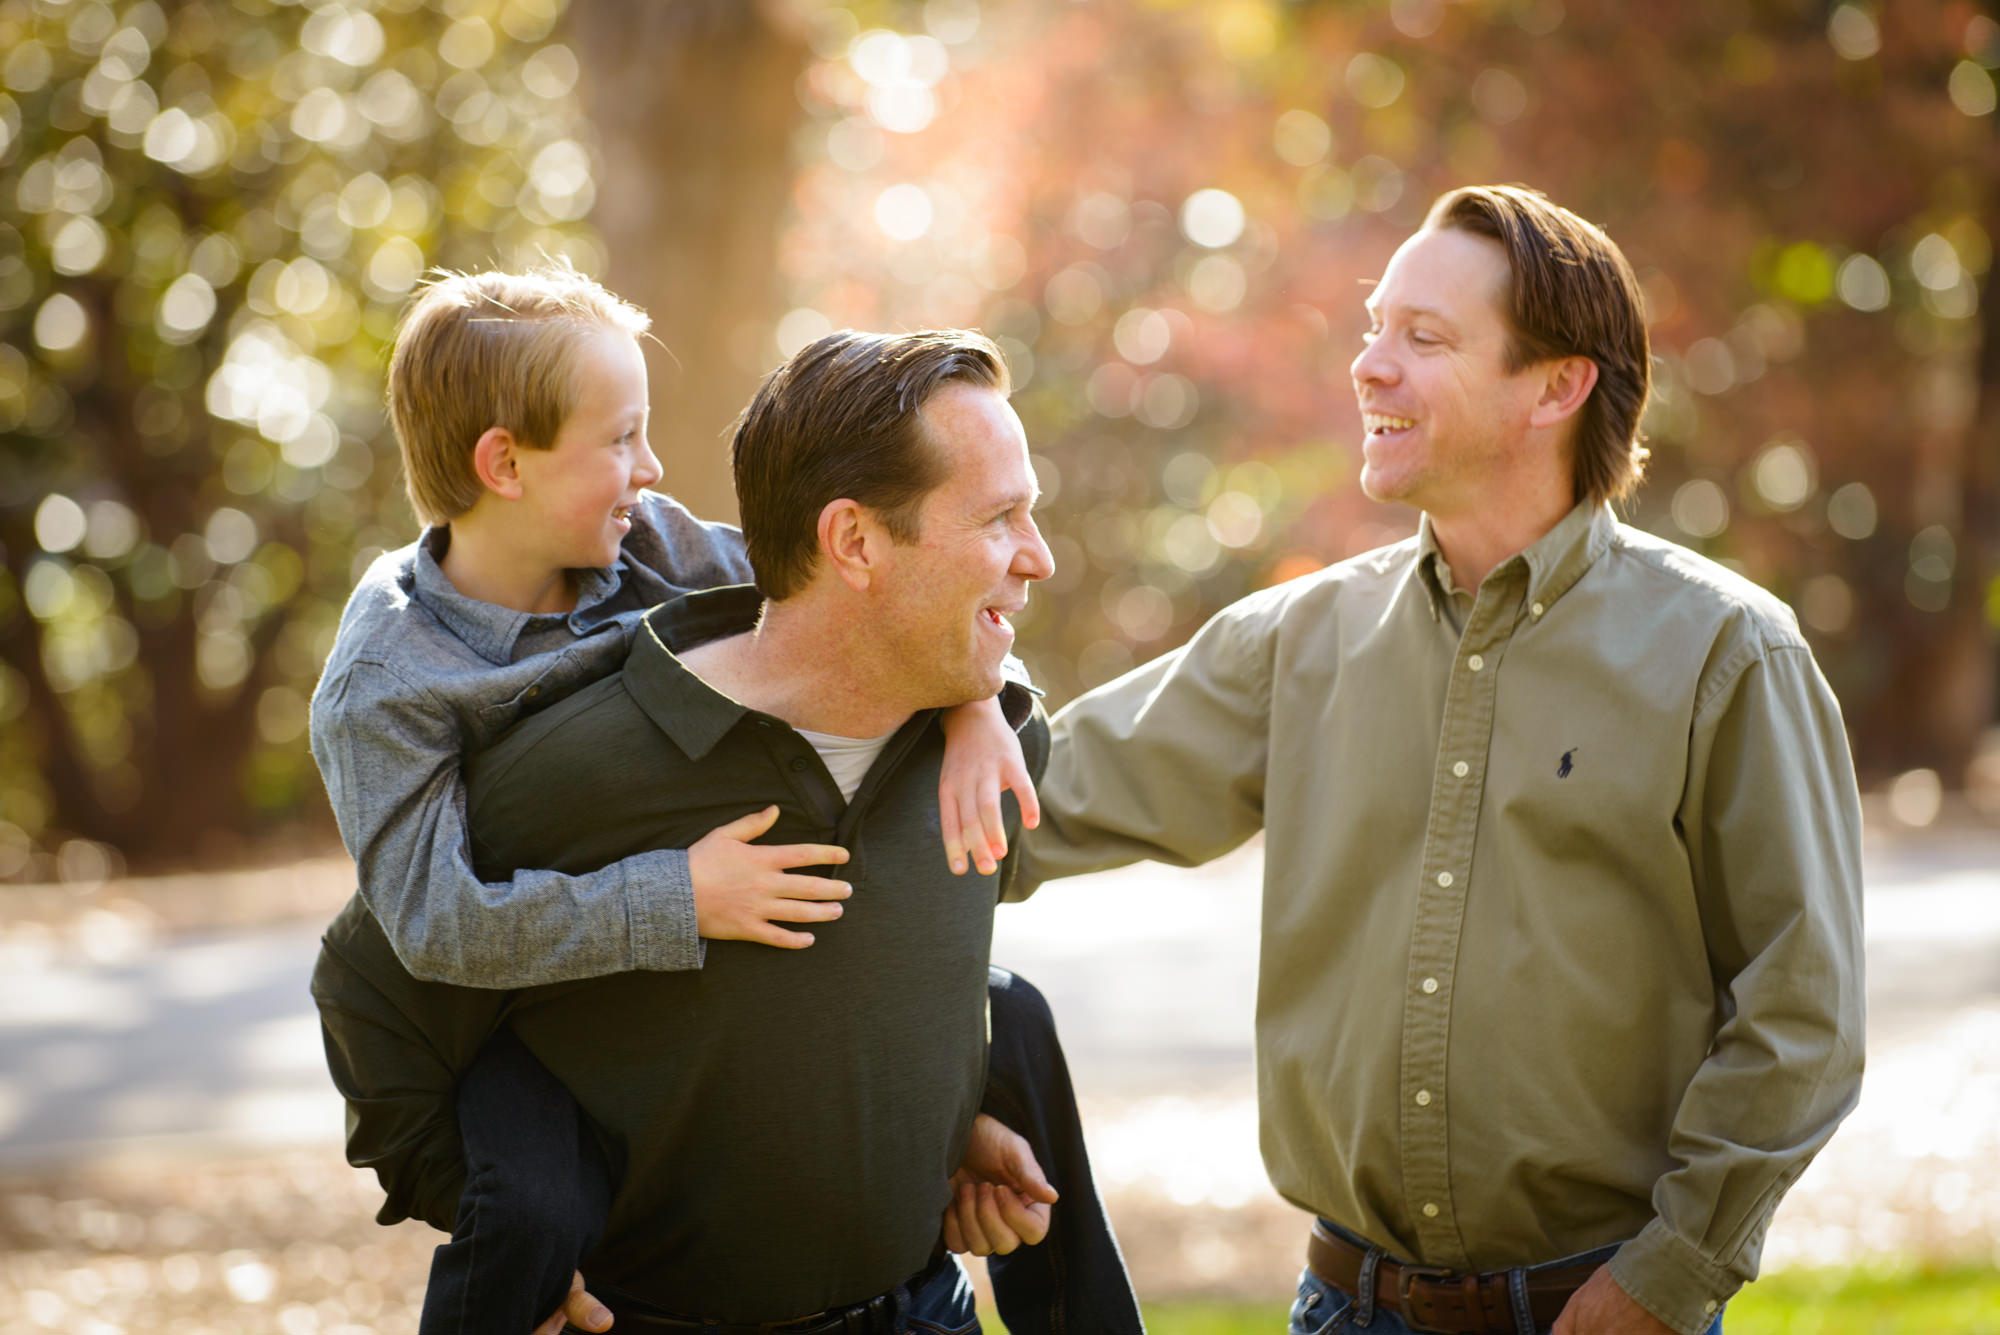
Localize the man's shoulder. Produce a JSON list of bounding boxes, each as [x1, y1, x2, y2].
[[1210, 533, 1418, 632], [1602, 522, 1808, 654], [466, 668, 640, 786]]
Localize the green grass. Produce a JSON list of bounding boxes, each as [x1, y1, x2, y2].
[[983, 1265, 2000, 1334]]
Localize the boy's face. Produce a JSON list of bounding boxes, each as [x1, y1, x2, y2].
[[513, 327, 660, 571]]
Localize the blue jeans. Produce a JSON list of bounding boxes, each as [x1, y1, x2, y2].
[[898, 1255, 981, 1333], [423, 1027, 616, 1335], [1287, 1224, 1723, 1335]]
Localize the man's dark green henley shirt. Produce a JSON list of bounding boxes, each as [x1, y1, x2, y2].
[[313, 585, 1046, 1322]]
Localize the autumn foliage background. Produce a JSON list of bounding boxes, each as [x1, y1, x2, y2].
[[2, 0, 1997, 880]]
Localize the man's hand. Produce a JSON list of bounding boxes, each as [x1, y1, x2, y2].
[[689, 806, 851, 948], [939, 697, 1040, 876], [1551, 1266, 1679, 1335], [941, 1112, 1058, 1255], [533, 1270, 612, 1335]]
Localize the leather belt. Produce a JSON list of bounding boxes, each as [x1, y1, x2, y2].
[[592, 1256, 947, 1335], [1305, 1220, 1602, 1334]]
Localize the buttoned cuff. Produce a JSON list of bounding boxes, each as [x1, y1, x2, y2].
[[626, 847, 705, 971], [1607, 1219, 1739, 1335]]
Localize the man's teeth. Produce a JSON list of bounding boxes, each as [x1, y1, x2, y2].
[[1365, 413, 1416, 434]]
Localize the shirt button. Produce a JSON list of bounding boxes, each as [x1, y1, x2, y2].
[[1467, 654, 1484, 672], [1422, 1202, 1440, 1219], [1421, 977, 1439, 994], [1452, 761, 1469, 778], [1703, 1301, 1718, 1315], [1531, 601, 1545, 618], [790, 758, 809, 772], [1415, 1090, 1432, 1107], [525, 685, 540, 698], [1436, 871, 1453, 887]]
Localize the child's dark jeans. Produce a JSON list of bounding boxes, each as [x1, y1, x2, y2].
[[419, 1025, 616, 1335]]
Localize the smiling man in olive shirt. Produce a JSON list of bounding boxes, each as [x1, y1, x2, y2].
[[1018, 187, 1864, 1335]]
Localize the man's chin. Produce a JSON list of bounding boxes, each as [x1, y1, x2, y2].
[[1358, 465, 1420, 507]]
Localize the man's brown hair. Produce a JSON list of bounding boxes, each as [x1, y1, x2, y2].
[[730, 330, 1010, 599], [1426, 185, 1651, 505], [388, 265, 650, 526]]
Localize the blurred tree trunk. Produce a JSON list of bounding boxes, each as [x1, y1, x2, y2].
[[1949, 202, 2000, 775], [564, 2, 814, 525]]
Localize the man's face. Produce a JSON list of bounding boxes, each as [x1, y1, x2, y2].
[[873, 383, 1054, 708], [1350, 227, 1548, 519]]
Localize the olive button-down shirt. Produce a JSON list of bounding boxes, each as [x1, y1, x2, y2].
[[1019, 501, 1864, 1335]]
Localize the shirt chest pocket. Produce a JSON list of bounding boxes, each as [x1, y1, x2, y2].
[[473, 647, 598, 739]]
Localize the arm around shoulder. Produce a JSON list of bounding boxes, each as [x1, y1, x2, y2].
[[1021, 592, 1277, 891], [311, 660, 700, 987]]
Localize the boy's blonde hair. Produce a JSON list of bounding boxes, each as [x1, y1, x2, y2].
[[388, 265, 651, 526]]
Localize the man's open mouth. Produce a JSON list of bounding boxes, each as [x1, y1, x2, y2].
[[1364, 413, 1417, 436]]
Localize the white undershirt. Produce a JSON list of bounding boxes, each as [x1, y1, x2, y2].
[[795, 726, 897, 801]]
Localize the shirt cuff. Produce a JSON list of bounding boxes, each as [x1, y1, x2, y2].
[[626, 847, 704, 971], [1607, 1218, 1740, 1335]]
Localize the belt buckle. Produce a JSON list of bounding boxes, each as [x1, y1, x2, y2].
[[1394, 1265, 1458, 1334]]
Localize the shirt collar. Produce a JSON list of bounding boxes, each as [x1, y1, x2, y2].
[[1413, 500, 1612, 621], [411, 526, 627, 665], [623, 585, 765, 761]]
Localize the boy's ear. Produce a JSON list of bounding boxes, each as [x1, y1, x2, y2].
[[818, 498, 884, 592], [471, 427, 526, 500]]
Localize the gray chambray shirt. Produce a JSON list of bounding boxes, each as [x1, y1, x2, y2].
[[308, 491, 754, 986]]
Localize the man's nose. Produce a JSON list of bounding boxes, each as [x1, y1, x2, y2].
[[1350, 338, 1397, 387], [1016, 516, 1055, 582]]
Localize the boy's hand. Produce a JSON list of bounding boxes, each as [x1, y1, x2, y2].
[[689, 806, 851, 949], [534, 1270, 611, 1334], [938, 697, 1040, 876], [942, 1113, 1058, 1255]]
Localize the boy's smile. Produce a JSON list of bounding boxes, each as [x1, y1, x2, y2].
[[514, 327, 662, 575]]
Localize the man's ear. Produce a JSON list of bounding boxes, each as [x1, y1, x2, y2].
[[818, 498, 882, 592], [471, 427, 527, 500], [1529, 355, 1599, 430]]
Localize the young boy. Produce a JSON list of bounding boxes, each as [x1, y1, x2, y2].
[[309, 267, 1037, 1334]]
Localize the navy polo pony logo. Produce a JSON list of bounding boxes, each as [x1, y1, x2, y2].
[[1558, 746, 1578, 779]]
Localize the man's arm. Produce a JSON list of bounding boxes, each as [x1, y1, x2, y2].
[[311, 895, 510, 1230], [1602, 644, 1865, 1335], [1014, 594, 1275, 897]]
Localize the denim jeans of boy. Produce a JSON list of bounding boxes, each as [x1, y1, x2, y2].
[[421, 1026, 616, 1335]]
